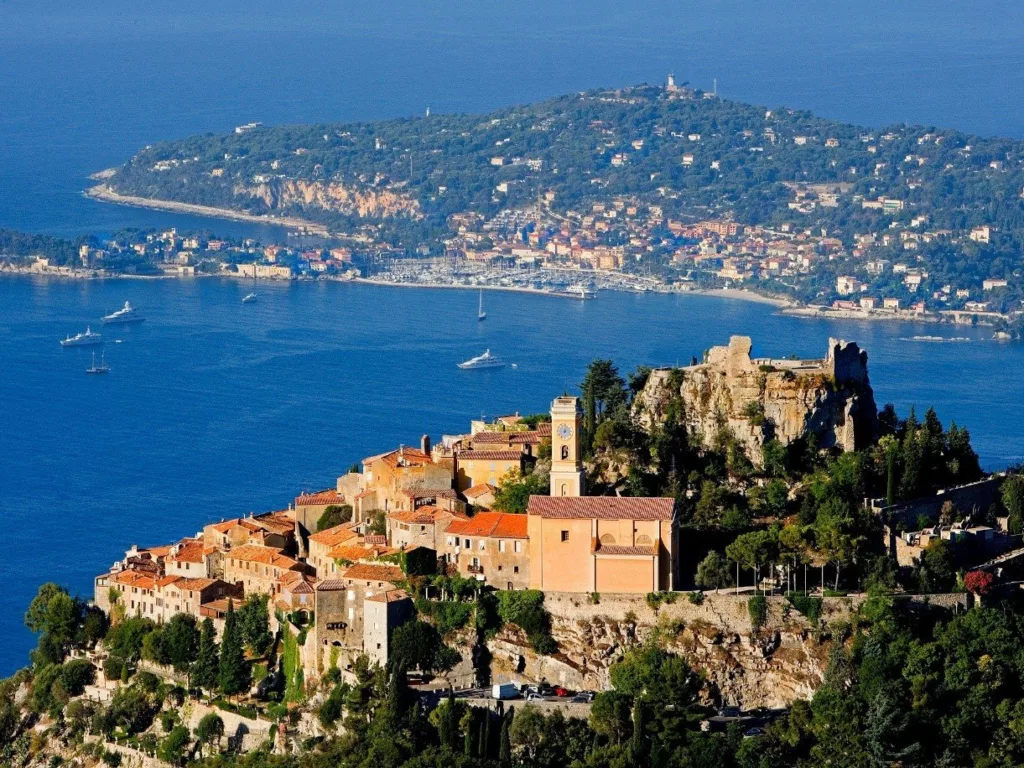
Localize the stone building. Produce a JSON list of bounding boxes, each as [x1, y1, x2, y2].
[[526, 496, 677, 593], [363, 590, 414, 668], [442, 512, 530, 590], [453, 449, 531, 492], [636, 336, 878, 466], [292, 489, 347, 536], [312, 563, 405, 671], [222, 544, 305, 597], [307, 523, 359, 579], [165, 538, 219, 579], [387, 505, 466, 551]]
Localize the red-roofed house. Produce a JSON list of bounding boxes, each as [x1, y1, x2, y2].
[[166, 538, 219, 579], [442, 512, 529, 590], [222, 544, 306, 597], [526, 496, 677, 593], [307, 523, 358, 577]]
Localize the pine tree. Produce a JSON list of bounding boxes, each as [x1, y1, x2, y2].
[[218, 600, 250, 696], [192, 618, 219, 694]]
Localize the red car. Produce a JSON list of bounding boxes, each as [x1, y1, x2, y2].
[[554, 686, 573, 697]]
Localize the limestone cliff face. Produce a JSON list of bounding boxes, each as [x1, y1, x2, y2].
[[486, 593, 844, 709], [235, 178, 420, 218], [636, 336, 877, 465]]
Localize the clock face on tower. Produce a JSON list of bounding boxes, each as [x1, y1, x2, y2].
[[557, 424, 573, 439]]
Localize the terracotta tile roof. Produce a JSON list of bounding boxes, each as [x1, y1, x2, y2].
[[309, 524, 359, 547], [367, 447, 433, 469], [316, 579, 347, 592], [594, 545, 657, 556], [113, 570, 156, 590], [141, 545, 173, 558], [456, 449, 525, 462], [366, 588, 411, 603], [327, 542, 394, 562], [208, 518, 262, 534], [157, 575, 181, 588], [446, 512, 528, 539], [355, 489, 376, 500], [168, 577, 220, 591], [340, 563, 404, 583], [227, 544, 301, 569], [364, 534, 388, 546], [527, 496, 675, 521], [388, 509, 437, 525], [463, 483, 497, 499], [278, 572, 316, 593], [509, 432, 545, 444], [295, 489, 345, 506], [472, 432, 511, 444], [536, 422, 552, 436], [252, 511, 296, 535], [169, 539, 206, 564]]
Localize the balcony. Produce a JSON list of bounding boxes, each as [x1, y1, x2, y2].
[[467, 564, 484, 575]]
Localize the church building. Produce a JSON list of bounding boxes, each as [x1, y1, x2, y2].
[[526, 396, 678, 593]]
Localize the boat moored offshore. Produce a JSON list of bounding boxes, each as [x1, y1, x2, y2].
[[101, 301, 145, 324], [60, 327, 103, 347], [457, 349, 505, 370]]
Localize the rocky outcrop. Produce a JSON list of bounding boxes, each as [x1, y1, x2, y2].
[[486, 592, 850, 709], [235, 178, 420, 218], [636, 336, 877, 465]]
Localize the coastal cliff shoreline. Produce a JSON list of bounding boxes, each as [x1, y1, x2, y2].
[[83, 185, 330, 235]]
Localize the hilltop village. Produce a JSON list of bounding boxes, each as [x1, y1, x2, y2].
[[9, 337, 1024, 767]]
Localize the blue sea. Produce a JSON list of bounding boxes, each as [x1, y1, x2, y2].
[[1, 0, 1023, 673]]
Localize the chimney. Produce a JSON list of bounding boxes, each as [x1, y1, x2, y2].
[[421, 434, 431, 454]]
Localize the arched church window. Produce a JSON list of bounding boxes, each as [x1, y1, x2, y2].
[[635, 534, 653, 547], [561, 445, 569, 460], [600, 533, 616, 545]]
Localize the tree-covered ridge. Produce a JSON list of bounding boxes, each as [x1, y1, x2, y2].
[[108, 85, 1024, 248]]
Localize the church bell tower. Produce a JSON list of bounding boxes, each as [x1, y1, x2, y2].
[[549, 396, 584, 497]]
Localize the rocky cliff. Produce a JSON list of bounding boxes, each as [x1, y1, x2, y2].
[[636, 336, 878, 466], [485, 593, 851, 709], [235, 178, 420, 218]]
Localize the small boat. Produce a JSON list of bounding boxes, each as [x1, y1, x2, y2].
[[101, 301, 145, 325], [556, 285, 598, 300], [60, 327, 103, 347], [458, 349, 505, 370], [243, 292, 258, 304], [477, 289, 487, 321], [86, 351, 110, 374]]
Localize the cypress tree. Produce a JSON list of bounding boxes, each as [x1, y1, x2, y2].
[[630, 698, 646, 763], [192, 618, 219, 694], [478, 709, 489, 758], [499, 707, 513, 767], [218, 600, 249, 696]]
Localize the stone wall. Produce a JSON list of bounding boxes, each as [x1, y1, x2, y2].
[[637, 336, 877, 465]]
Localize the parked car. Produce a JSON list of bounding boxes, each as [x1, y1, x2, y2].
[[576, 690, 596, 702], [743, 728, 765, 739], [554, 686, 572, 697], [526, 692, 545, 702], [537, 683, 555, 696], [570, 694, 590, 704]]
